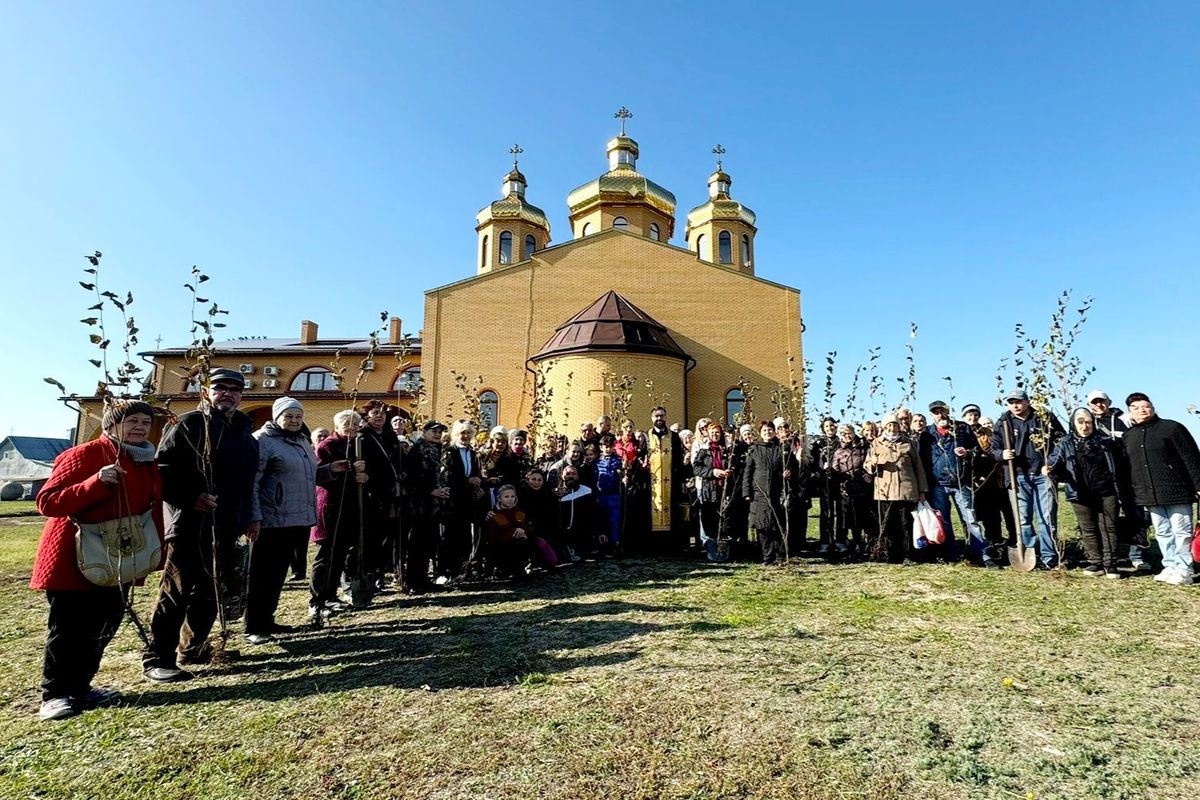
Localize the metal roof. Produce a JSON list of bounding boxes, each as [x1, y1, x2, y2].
[[531, 291, 690, 362], [1, 436, 71, 464]]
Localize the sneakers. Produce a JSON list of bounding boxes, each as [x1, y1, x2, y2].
[[243, 632, 274, 645], [1104, 569, 1122, 580], [834, 542, 849, 554], [983, 559, 1003, 570], [307, 604, 333, 622], [818, 544, 831, 554], [1082, 565, 1106, 578], [38, 697, 79, 721], [1154, 568, 1176, 583], [144, 666, 192, 683], [74, 686, 121, 709], [567, 547, 582, 563], [1160, 570, 1194, 587], [1131, 559, 1151, 573]]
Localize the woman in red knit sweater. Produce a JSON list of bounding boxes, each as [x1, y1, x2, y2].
[[31, 400, 164, 721]]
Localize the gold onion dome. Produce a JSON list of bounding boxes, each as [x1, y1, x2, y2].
[[476, 163, 551, 233], [566, 135, 677, 217], [686, 167, 757, 230]]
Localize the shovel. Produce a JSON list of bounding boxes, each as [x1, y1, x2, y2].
[[1004, 420, 1037, 572]]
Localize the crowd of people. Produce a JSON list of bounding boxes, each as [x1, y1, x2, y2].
[[28, 368, 1200, 721]]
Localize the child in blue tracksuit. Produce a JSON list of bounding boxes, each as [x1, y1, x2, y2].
[[594, 434, 624, 553]]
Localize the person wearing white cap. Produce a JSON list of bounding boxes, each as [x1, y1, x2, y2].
[[244, 397, 317, 644], [1086, 391, 1128, 439]]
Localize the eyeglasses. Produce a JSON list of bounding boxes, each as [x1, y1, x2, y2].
[[211, 386, 243, 395]]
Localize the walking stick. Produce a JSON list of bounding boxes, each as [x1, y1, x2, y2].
[[349, 433, 372, 607], [1003, 420, 1036, 572], [781, 437, 791, 563]]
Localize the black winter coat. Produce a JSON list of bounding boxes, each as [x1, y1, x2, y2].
[[990, 409, 1065, 485], [1123, 416, 1200, 505], [157, 408, 258, 540], [691, 442, 733, 505], [743, 439, 785, 533], [1047, 431, 1132, 507]]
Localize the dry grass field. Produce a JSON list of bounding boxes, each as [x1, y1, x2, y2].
[[1, 505, 1198, 800]]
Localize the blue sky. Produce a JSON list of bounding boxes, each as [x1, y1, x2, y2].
[[2, 2, 1198, 438]]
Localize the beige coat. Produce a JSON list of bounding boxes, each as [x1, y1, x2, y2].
[[864, 436, 928, 501]]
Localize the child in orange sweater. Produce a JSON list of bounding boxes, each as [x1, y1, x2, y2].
[[485, 485, 558, 577]]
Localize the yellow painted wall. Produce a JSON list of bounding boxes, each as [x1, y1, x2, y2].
[[423, 229, 803, 434], [537, 352, 687, 434]]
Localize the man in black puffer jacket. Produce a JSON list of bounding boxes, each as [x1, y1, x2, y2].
[[1123, 392, 1200, 586]]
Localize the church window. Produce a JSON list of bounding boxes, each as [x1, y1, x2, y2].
[[393, 367, 421, 393], [480, 235, 489, 268], [649, 222, 660, 241], [524, 234, 536, 259], [479, 390, 499, 429], [718, 231, 732, 264], [725, 388, 746, 425], [291, 367, 338, 392], [696, 233, 709, 261], [499, 231, 513, 264], [613, 216, 628, 231], [741, 234, 751, 266], [581, 222, 592, 237]]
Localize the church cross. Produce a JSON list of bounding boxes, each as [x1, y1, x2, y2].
[[614, 106, 633, 136], [509, 143, 523, 169], [712, 143, 726, 170]]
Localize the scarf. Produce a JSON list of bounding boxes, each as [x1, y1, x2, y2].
[[109, 436, 156, 463]]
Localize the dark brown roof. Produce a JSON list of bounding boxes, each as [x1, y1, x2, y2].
[[531, 291, 690, 362]]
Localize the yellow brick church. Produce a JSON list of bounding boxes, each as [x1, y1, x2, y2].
[[422, 112, 804, 433]]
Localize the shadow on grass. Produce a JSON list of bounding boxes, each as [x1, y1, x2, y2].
[[127, 558, 730, 707]]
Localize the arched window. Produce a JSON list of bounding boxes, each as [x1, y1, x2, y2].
[[718, 231, 732, 264], [291, 367, 338, 392], [479, 390, 498, 430], [499, 231, 513, 264], [741, 234, 751, 266], [696, 233, 709, 262], [480, 235, 489, 268], [725, 388, 746, 425], [612, 216, 628, 231], [649, 222, 660, 241], [524, 234, 536, 260], [581, 222, 592, 237], [393, 367, 421, 393]]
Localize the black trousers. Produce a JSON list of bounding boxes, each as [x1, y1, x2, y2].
[[42, 588, 125, 701], [310, 529, 356, 607], [288, 533, 307, 579], [974, 484, 1014, 545], [817, 480, 837, 545], [438, 518, 474, 578], [245, 526, 308, 632], [1072, 495, 1120, 570], [874, 500, 915, 563], [839, 494, 875, 547], [759, 526, 785, 563], [406, 515, 438, 590], [144, 535, 235, 669]]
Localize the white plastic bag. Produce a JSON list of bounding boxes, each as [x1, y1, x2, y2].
[[911, 500, 946, 546]]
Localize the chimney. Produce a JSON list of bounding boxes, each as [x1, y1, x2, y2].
[[388, 316, 402, 345], [300, 320, 318, 345]]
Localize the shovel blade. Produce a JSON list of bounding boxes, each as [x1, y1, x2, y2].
[[1007, 543, 1037, 573]]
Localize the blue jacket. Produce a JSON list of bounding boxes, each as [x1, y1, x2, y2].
[[919, 421, 978, 488], [594, 454, 623, 496], [990, 409, 1065, 486]]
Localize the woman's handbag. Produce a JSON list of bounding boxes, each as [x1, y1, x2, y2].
[[911, 500, 946, 546], [73, 510, 161, 587]]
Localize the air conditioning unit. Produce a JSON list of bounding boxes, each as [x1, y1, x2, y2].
[[362, 359, 376, 371], [263, 379, 279, 389], [263, 366, 280, 376], [238, 364, 255, 374], [243, 379, 256, 389]]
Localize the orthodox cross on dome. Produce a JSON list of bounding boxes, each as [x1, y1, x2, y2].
[[614, 106, 633, 136], [509, 143, 524, 169], [712, 143, 726, 170]]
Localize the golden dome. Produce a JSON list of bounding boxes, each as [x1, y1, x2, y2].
[[476, 166, 551, 233], [686, 169, 756, 230], [567, 136, 677, 217]]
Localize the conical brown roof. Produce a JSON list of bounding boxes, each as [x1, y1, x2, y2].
[[531, 291, 690, 362]]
